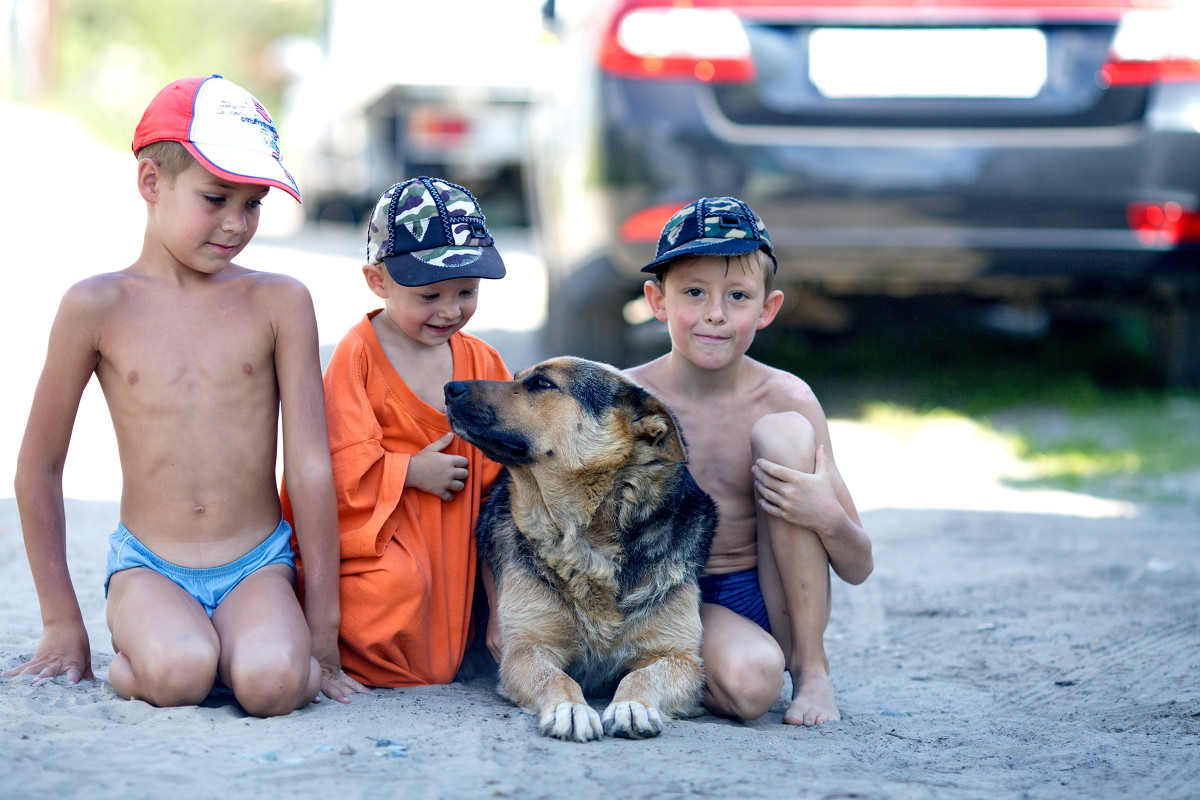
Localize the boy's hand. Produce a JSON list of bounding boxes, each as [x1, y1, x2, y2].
[[406, 433, 469, 501], [752, 445, 845, 537], [318, 664, 371, 704], [310, 630, 370, 703], [2, 625, 94, 685]]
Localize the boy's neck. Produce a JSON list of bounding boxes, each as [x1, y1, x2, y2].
[[662, 349, 748, 397], [131, 248, 238, 286]]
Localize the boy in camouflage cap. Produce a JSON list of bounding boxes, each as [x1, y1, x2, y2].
[[282, 177, 510, 688], [627, 196, 874, 726]]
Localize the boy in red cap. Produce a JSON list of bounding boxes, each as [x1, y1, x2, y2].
[[627, 197, 874, 727], [5, 75, 359, 715]]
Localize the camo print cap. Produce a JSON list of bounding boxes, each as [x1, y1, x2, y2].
[[641, 196, 776, 275], [366, 176, 506, 286]]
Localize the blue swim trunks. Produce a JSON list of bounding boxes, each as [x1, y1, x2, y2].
[[699, 569, 771, 633], [104, 519, 296, 617]]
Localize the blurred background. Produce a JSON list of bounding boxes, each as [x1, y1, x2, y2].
[[1, 0, 1197, 512]]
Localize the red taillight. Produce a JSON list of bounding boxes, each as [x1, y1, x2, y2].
[[1127, 202, 1200, 246], [619, 203, 684, 243], [408, 107, 470, 149], [1100, 58, 1200, 86], [1100, 7, 1200, 86], [598, 1, 755, 83]]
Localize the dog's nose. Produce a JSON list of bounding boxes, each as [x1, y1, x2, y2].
[[445, 381, 469, 402]]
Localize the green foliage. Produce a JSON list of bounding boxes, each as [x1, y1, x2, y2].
[[754, 301, 1200, 501], [998, 396, 1200, 499], [50, 0, 319, 147]]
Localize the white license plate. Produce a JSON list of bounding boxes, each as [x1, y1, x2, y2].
[[808, 27, 1048, 99]]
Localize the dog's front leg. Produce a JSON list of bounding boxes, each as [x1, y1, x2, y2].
[[602, 594, 705, 739], [603, 651, 703, 739], [498, 576, 603, 742], [505, 653, 602, 742]]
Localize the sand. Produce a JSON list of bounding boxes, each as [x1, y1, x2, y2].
[[2, 471, 1197, 799]]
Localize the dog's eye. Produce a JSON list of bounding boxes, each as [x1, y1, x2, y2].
[[525, 375, 556, 392]]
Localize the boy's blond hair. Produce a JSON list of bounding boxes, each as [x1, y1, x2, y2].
[[135, 140, 197, 183], [652, 249, 776, 294]]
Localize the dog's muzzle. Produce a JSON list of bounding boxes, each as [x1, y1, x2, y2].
[[444, 381, 532, 464]]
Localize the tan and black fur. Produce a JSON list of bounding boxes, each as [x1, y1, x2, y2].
[[445, 357, 716, 741]]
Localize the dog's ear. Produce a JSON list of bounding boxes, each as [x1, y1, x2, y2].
[[630, 391, 688, 463]]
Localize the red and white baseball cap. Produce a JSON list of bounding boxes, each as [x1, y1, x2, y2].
[[131, 74, 301, 202]]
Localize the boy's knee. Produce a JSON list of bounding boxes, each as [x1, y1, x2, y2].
[[750, 411, 816, 468], [227, 649, 316, 717], [129, 637, 220, 706], [707, 643, 785, 721]]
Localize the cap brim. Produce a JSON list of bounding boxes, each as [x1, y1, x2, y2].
[[184, 141, 302, 203], [381, 244, 506, 287], [641, 236, 766, 273]]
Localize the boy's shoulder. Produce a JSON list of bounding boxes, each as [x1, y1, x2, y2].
[[234, 267, 311, 297], [750, 357, 817, 399], [59, 269, 142, 312], [627, 354, 811, 396]]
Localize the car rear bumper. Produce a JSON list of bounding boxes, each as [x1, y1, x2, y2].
[[594, 79, 1200, 288]]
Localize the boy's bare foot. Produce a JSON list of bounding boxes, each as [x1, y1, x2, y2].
[[783, 670, 840, 726]]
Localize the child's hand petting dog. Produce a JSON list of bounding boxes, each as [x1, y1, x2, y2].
[[406, 432, 469, 501]]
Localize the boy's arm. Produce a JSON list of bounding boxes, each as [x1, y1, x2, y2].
[[271, 280, 359, 701], [753, 386, 874, 585], [4, 287, 101, 684], [754, 443, 873, 585]]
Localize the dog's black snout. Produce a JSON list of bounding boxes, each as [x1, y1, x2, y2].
[[445, 381, 470, 403]]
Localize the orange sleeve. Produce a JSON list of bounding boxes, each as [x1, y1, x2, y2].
[[321, 326, 413, 559], [329, 439, 410, 559]]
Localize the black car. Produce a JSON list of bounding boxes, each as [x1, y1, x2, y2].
[[528, 0, 1200, 385]]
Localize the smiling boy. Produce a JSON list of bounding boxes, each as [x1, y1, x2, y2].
[[281, 177, 510, 689], [626, 197, 874, 726]]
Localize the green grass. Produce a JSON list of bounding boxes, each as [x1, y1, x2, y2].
[[754, 304, 1200, 503], [995, 397, 1200, 501]]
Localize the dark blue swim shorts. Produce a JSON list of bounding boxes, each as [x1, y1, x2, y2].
[[698, 568, 771, 633]]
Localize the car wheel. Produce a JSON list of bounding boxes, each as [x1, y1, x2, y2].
[[544, 255, 638, 367], [1150, 294, 1200, 388]]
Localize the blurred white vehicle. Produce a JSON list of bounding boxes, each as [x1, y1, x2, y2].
[[284, 0, 549, 226]]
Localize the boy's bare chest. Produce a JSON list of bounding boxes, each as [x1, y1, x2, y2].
[[677, 407, 756, 494], [100, 294, 275, 395]]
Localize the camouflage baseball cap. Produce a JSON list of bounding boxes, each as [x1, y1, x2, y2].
[[366, 176, 506, 286], [641, 196, 776, 274]]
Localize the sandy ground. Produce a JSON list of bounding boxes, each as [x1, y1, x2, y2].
[[2, 100, 1198, 799], [2, 490, 1197, 799]]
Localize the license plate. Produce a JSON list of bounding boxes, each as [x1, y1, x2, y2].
[[808, 27, 1048, 99]]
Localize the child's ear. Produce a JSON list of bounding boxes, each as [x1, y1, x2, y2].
[[756, 289, 785, 330], [643, 279, 668, 322], [136, 158, 161, 203], [362, 263, 389, 299]]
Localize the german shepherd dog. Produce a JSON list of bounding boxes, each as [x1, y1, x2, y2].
[[445, 357, 716, 742]]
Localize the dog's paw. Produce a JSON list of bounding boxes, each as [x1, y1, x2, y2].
[[601, 701, 664, 739], [540, 702, 604, 742]]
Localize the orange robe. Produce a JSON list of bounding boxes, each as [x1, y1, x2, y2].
[[286, 311, 509, 687]]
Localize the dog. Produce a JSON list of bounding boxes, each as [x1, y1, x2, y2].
[[445, 357, 716, 742]]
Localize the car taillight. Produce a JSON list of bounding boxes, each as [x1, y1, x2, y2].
[[619, 203, 683, 243], [598, 1, 754, 83], [1127, 202, 1200, 245], [1099, 7, 1200, 86], [408, 107, 470, 149]]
